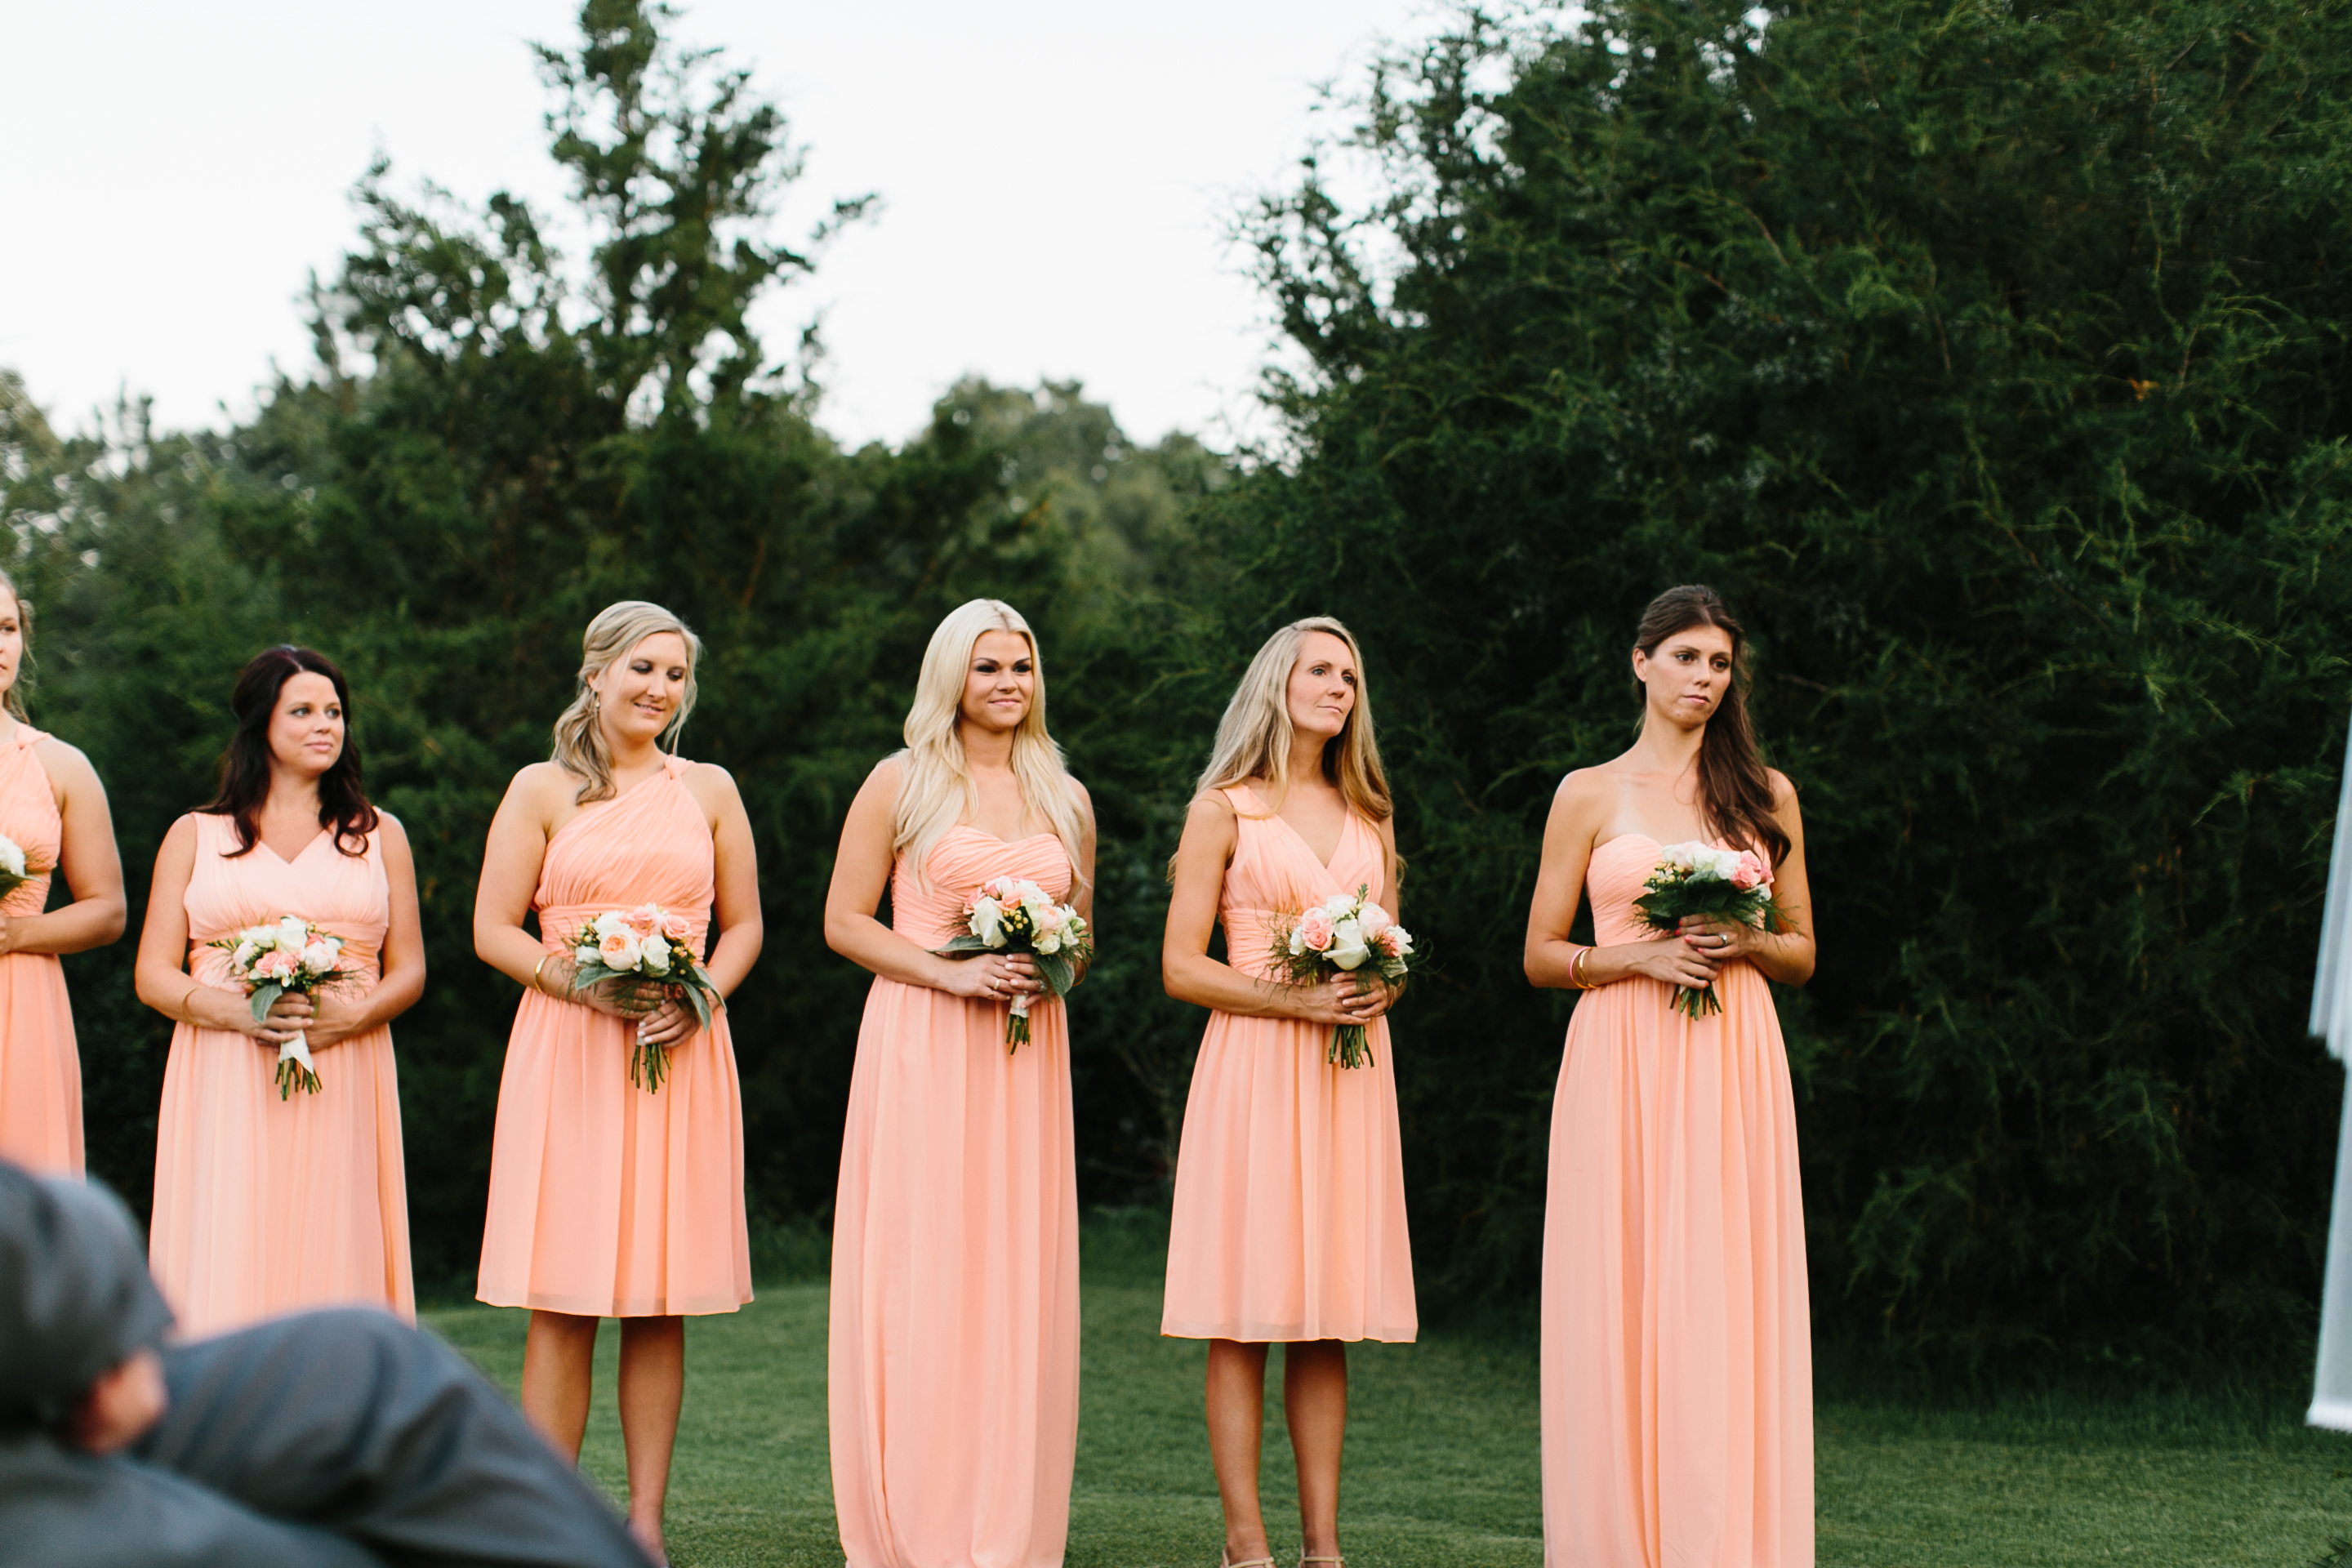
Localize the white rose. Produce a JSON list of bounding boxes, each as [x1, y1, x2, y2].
[[0, 836, 25, 878], [278, 917, 309, 948], [1289, 927, 1308, 957], [1328, 917, 1370, 971], [232, 941, 260, 970], [640, 939, 671, 974], [970, 897, 1007, 948], [1035, 931, 1062, 956], [300, 941, 338, 974], [591, 911, 628, 938], [1321, 892, 1357, 917], [1661, 841, 1701, 872], [1359, 902, 1392, 934]]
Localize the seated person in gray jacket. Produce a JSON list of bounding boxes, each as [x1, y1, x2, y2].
[[0, 1161, 652, 1568]]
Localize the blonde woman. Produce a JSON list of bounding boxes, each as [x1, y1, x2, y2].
[[474, 601, 761, 1566], [1161, 617, 1416, 1568], [823, 599, 1096, 1568], [0, 570, 126, 1174]]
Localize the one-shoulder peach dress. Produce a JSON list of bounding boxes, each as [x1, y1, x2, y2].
[[0, 727, 81, 1175], [1541, 835, 1812, 1568], [1162, 787, 1416, 1344], [148, 813, 414, 1335], [830, 828, 1081, 1568], [477, 756, 751, 1317]]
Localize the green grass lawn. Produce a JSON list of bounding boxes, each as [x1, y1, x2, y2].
[[425, 1218, 2352, 1568]]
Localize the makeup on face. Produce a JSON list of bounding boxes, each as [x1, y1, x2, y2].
[[270, 671, 345, 773], [963, 629, 1036, 729], [1288, 631, 1358, 737]]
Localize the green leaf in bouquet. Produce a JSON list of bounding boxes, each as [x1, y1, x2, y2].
[[933, 935, 1002, 958], [1034, 949, 1076, 1000], [248, 982, 285, 1022]]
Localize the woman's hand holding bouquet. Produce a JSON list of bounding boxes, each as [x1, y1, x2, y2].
[[212, 916, 350, 1098], [565, 903, 724, 1093], [936, 876, 1094, 1049], [1631, 841, 1784, 1018], [1267, 885, 1414, 1069]]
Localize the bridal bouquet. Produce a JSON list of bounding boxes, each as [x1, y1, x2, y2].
[[937, 876, 1092, 1049], [1632, 841, 1785, 1018], [0, 834, 39, 904], [212, 916, 350, 1098], [1266, 884, 1414, 1070], [566, 905, 722, 1094]]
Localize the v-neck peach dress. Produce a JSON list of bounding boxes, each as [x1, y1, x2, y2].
[[476, 755, 751, 1317], [1160, 786, 1417, 1344], [830, 826, 1081, 1568], [1541, 833, 1812, 1568], [148, 812, 414, 1335], [0, 726, 82, 1175]]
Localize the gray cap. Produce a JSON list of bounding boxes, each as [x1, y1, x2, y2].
[[0, 1160, 175, 1430]]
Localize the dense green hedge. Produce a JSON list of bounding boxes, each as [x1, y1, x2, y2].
[[6, 0, 2349, 1361]]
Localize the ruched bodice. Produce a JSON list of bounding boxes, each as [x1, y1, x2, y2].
[[1219, 786, 1384, 980], [0, 727, 60, 920], [181, 814, 390, 993], [1585, 834, 1676, 947], [890, 828, 1073, 949], [536, 760, 715, 952]]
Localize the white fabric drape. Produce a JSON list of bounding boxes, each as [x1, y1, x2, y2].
[[2309, 726, 2352, 1430]]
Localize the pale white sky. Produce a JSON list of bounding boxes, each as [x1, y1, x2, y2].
[[2, 0, 1441, 451]]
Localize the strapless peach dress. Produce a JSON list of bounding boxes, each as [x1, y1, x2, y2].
[[830, 828, 1080, 1568], [148, 813, 414, 1335], [477, 756, 751, 1317], [1161, 787, 1416, 1343], [0, 727, 81, 1175], [1541, 834, 1812, 1568]]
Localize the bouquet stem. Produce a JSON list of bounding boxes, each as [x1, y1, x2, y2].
[[274, 1031, 321, 1100], [1674, 981, 1725, 1019], [1328, 1022, 1374, 1070], [1006, 993, 1033, 1052], [630, 1032, 670, 1094]]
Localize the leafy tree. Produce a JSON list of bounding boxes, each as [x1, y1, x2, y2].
[[1213, 0, 2352, 1358]]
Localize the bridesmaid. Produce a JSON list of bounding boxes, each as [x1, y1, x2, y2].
[[823, 598, 1095, 1568], [137, 646, 425, 1333], [1161, 616, 1415, 1568], [474, 599, 759, 1565], [1523, 584, 1817, 1568], [0, 570, 127, 1174]]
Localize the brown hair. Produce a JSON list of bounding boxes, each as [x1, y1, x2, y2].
[[201, 646, 380, 858], [1634, 586, 1790, 866]]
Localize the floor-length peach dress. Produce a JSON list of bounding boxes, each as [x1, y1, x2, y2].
[[1162, 787, 1416, 1344], [830, 828, 1080, 1568], [1541, 834, 1812, 1568], [148, 813, 414, 1335], [0, 727, 80, 1175], [477, 755, 751, 1317]]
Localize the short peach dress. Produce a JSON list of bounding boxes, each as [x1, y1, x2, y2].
[[0, 727, 81, 1175], [1161, 787, 1416, 1344], [1541, 834, 1812, 1568], [148, 813, 414, 1335], [476, 755, 751, 1317], [830, 827, 1080, 1568]]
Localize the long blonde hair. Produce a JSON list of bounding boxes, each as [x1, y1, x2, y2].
[[1195, 616, 1392, 822], [892, 599, 1089, 889], [0, 570, 32, 724], [550, 600, 703, 804]]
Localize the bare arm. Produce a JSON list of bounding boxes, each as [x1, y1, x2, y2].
[[0, 738, 126, 957], [1160, 794, 1385, 1027], [822, 759, 1039, 1000], [133, 817, 299, 1043], [471, 765, 653, 1020], [1677, 772, 1816, 987], [1523, 772, 1723, 993], [694, 764, 764, 998]]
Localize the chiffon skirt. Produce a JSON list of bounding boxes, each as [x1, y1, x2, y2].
[[149, 1022, 413, 1337], [0, 951, 80, 1175], [477, 990, 751, 1317], [830, 977, 1079, 1568], [1540, 965, 1812, 1568]]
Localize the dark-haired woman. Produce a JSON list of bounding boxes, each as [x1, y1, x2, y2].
[[0, 568, 127, 1175], [136, 647, 425, 1336], [1523, 586, 1816, 1568]]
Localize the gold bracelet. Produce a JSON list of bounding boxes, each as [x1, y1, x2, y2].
[[1571, 947, 1593, 990], [532, 954, 555, 996], [178, 980, 203, 1025]]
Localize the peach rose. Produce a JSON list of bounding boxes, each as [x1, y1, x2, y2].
[[1731, 851, 1770, 891], [1298, 908, 1337, 952], [599, 929, 643, 970]]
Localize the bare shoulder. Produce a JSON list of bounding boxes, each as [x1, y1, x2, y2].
[[506, 760, 577, 804], [1766, 768, 1802, 816], [31, 733, 101, 791], [1552, 764, 1616, 811], [1062, 773, 1093, 811], [158, 812, 203, 853], [372, 810, 412, 852], [678, 759, 744, 806], [1187, 789, 1239, 825]]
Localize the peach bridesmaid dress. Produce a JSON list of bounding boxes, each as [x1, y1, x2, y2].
[[1541, 834, 1812, 1568], [1161, 786, 1416, 1344], [148, 813, 414, 1335], [830, 828, 1080, 1568], [476, 755, 751, 1317], [0, 727, 81, 1175]]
